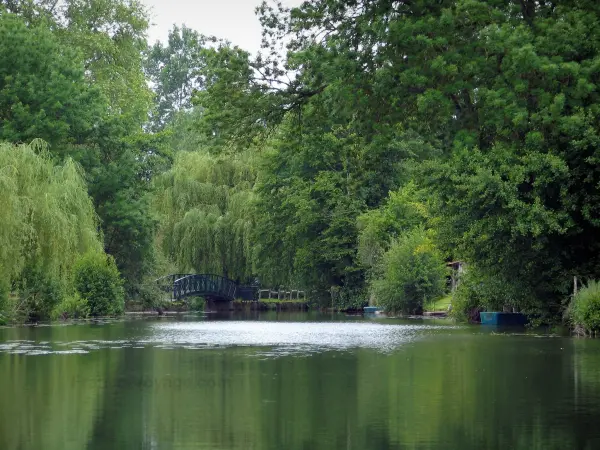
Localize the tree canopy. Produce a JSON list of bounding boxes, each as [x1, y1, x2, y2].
[[153, 150, 256, 282], [3, 0, 600, 320], [0, 13, 104, 146], [0, 141, 103, 319], [180, 0, 600, 314]]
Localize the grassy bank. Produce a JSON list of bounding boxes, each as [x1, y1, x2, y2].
[[425, 295, 452, 312]]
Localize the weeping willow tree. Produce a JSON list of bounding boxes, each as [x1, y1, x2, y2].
[[153, 151, 256, 281], [0, 141, 102, 319]]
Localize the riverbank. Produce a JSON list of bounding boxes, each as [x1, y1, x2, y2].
[[127, 299, 310, 314], [233, 300, 309, 311]]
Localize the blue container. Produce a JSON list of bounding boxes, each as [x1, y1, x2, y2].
[[480, 312, 528, 326]]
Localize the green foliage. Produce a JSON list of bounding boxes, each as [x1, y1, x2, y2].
[[425, 144, 572, 312], [450, 293, 481, 324], [0, 141, 103, 319], [0, 1, 165, 320], [329, 283, 368, 311], [192, 43, 289, 149], [3, 0, 154, 129], [17, 263, 65, 321], [357, 182, 428, 271], [188, 296, 205, 312], [425, 295, 452, 313], [71, 128, 170, 300], [249, 0, 600, 315], [153, 150, 256, 281], [252, 117, 404, 302], [452, 265, 535, 316], [163, 108, 210, 153], [51, 293, 90, 321], [145, 25, 208, 131], [90, 149, 158, 282], [371, 228, 446, 314], [126, 283, 159, 311], [4, 0, 600, 322], [59, 0, 153, 128], [73, 251, 125, 316], [569, 281, 600, 335], [0, 14, 104, 146]]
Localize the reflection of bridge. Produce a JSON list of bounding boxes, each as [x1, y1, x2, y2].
[[156, 274, 257, 302]]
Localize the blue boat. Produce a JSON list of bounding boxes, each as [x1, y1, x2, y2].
[[363, 306, 380, 314], [480, 312, 528, 326]]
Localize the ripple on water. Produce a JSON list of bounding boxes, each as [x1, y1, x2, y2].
[[142, 321, 455, 355], [0, 320, 458, 356]]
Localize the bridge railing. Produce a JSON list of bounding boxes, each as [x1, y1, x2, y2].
[[156, 273, 304, 303], [172, 274, 237, 301]]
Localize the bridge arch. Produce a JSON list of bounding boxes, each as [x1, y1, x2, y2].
[[156, 274, 237, 302]]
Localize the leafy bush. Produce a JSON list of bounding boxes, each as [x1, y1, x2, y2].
[[371, 228, 446, 314], [51, 293, 90, 320], [450, 282, 482, 323], [569, 280, 600, 335], [17, 264, 64, 321], [357, 182, 427, 271], [73, 252, 124, 316]]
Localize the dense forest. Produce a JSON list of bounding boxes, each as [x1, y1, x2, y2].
[[1, 0, 600, 328]]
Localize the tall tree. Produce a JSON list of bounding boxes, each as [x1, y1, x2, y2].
[[0, 141, 103, 320], [1, 3, 165, 302], [71, 128, 169, 299], [145, 25, 208, 131], [0, 13, 104, 147], [60, 0, 153, 129], [2, 0, 153, 130], [153, 150, 256, 281]]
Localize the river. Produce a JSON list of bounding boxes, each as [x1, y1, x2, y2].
[[1, 311, 600, 449]]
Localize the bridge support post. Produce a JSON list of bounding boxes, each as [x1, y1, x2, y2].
[[205, 298, 234, 312]]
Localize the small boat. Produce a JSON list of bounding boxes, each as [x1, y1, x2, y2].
[[363, 306, 380, 314]]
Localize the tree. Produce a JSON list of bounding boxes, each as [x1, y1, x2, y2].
[[145, 25, 208, 131], [249, 0, 600, 314], [0, 141, 103, 320], [2, 0, 153, 130], [357, 182, 429, 272], [1, 1, 166, 314], [252, 115, 407, 305], [163, 107, 210, 153], [73, 251, 125, 316], [71, 128, 168, 299], [153, 150, 256, 281], [0, 13, 104, 147]]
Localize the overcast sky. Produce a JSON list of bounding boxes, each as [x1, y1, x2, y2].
[[142, 0, 303, 55]]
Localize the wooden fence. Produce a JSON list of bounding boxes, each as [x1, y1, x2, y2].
[[258, 289, 306, 301]]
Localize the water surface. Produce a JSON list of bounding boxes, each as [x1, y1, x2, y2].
[[1, 312, 599, 449]]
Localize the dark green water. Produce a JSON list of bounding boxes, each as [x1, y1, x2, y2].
[[1, 312, 600, 450]]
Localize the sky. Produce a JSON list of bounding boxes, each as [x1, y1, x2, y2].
[[142, 0, 303, 55]]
